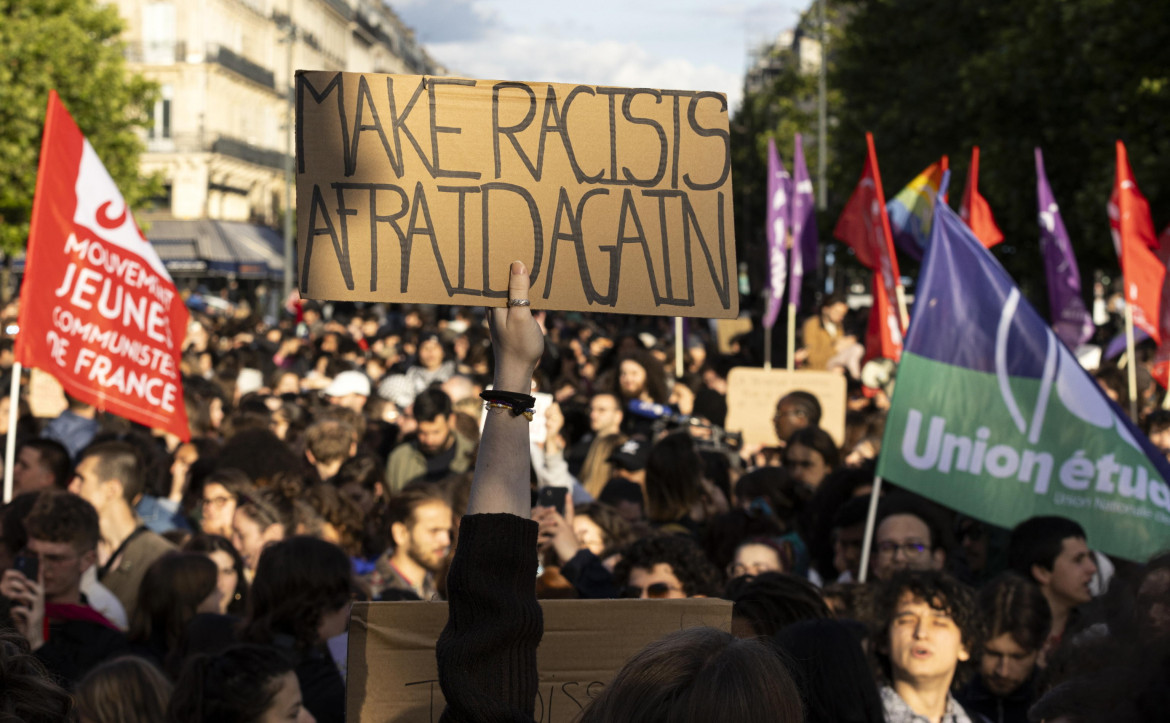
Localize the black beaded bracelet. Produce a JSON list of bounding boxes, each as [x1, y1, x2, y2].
[[480, 389, 537, 408]]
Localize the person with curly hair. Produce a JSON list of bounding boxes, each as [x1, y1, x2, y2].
[[613, 534, 722, 599], [0, 627, 75, 722], [241, 535, 355, 723], [872, 570, 983, 723], [168, 644, 313, 723]]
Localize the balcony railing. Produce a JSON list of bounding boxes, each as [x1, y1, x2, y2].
[[209, 45, 276, 89], [142, 132, 288, 171]]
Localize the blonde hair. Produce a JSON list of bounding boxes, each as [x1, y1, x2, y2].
[[580, 433, 627, 499]]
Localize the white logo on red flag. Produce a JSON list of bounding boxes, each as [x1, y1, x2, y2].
[[15, 92, 189, 440]]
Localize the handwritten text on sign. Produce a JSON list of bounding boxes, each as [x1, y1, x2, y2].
[[295, 72, 738, 317]]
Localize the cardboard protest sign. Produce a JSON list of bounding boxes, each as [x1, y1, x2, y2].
[[724, 368, 847, 447], [346, 598, 732, 723], [296, 72, 738, 318], [715, 317, 753, 353], [15, 92, 189, 440]]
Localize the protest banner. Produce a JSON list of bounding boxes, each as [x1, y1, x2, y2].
[[295, 72, 738, 318], [724, 368, 846, 447], [15, 92, 189, 441], [346, 598, 732, 723], [876, 188, 1170, 562], [715, 317, 752, 354]]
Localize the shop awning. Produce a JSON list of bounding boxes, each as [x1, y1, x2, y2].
[[148, 219, 286, 279]]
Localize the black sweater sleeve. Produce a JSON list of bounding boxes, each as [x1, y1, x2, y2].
[[559, 549, 620, 599], [437, 513, 543, 723]]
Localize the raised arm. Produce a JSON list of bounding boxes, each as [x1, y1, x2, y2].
[[437, 261, 545, 723], [465, 261, 544, 517]]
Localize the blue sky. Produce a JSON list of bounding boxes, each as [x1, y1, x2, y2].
[[388, 0, 809, 111]]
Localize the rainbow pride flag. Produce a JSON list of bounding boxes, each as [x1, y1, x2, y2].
[[886, 158, 947, 262]]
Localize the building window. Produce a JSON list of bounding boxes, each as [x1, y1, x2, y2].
[[149, 85, 173, 141], [143, 2, 176, 64]]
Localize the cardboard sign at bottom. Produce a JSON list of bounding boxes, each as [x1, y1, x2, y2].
[[724, 367, 847, 448], [347, 598, 732, 723]]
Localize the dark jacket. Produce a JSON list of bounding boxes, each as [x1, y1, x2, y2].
[[957, 672, 1037, 723], [36, 603, 128, 688]]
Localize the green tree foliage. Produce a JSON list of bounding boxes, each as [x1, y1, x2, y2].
[[731, 6, 843, 305], [0, 0, 158, 255], [828, 0, 1170, 306]]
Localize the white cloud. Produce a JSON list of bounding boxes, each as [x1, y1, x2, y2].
[[427, 33, 743, 111]]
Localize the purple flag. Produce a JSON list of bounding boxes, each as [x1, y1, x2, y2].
[[1035, 148, 1094, 349], [789, 134, 817, 311], [764, 138, 790, 329]]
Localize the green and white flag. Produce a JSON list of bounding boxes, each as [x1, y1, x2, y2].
[[877, 194, 1170, 561]]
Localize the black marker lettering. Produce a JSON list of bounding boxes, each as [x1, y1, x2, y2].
[[682, 92, 730, 191], [552, 86, 603, 183], [437, 185, 482, 295], [543, 187, 609, 304], [296, 73, 346, 174], [492, 82, 539, 180], [682, 190, 731, 308], [480, 182, 543, 297], [348, 75, 396, 177], [611, 188, 660, 304], [386, 76, 435, 177], [301, 183, 353, 292], [621, 89, 667, 186], [428, 78, 480, 179]]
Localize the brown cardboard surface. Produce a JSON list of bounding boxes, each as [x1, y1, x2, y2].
[[296, 71, 737, 318], [724, 367, 847, 447], [714, 317, 753, 353], [346, 598, 732, 723], [28, 368, 68, 418]]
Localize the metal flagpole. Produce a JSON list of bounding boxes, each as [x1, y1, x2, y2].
[[4, 362, 21, 503], [674, 317, 684, 379], [856, 472, 884, 583]]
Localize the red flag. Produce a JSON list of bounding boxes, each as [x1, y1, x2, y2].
[[958, 146, 1004, 248], [1108, 140, 1165, 345], [15, 92, 189, 440], [833, 133, 903, 357], [864, 268, 903, 363]]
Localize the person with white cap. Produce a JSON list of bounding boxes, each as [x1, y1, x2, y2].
[[323, 370, 371, 413]]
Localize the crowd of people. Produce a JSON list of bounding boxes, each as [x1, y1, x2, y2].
[[0, 264, 1166, 723]]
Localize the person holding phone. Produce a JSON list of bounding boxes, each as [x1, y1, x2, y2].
[[0, 491, 126, 686]]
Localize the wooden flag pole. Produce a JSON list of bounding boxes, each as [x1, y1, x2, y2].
[[894, 283, 911, 332], [763, 288, 773, 371], [4, 362, 21, 503], [856, 472, 885, 583], [787, 304, 797, 373], [1125, 303, 1139, 421]]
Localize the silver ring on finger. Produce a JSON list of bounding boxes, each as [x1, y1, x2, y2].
[[507, 299, 531, 307]]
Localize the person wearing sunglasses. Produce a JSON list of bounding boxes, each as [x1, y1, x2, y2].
[[613, 534, 722, 599]]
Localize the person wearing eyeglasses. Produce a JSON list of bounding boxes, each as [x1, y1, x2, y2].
[[871, 496, 950, 582]]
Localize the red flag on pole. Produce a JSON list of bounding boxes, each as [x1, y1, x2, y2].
[[15, 92, 189, 440], [958, 146, 1004, 249], [1108, 140, 1165, 344], [834, 132, 903, 360], [864, 268, 903, 363]]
